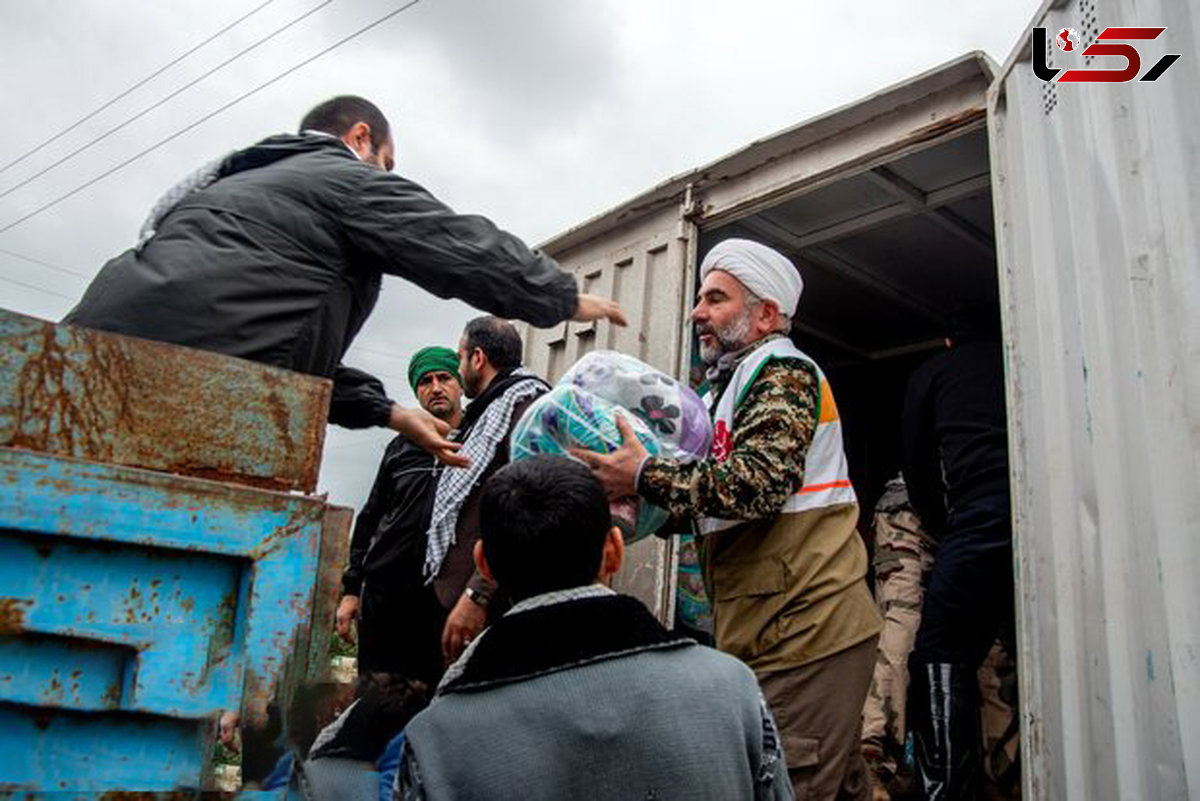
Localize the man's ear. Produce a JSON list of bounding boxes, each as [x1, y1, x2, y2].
[[470, 346, 488, 374], [756, 298, 782, 333], [599, 526, 625, 583], [473, 540, 495, 583], [341, 121, 373, 159]]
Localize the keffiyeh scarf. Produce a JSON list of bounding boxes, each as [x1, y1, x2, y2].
[[424, 369, 547, 580]]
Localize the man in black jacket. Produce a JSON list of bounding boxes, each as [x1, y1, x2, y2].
[[63, 95, 624, 465], [431, 317, 550, 663], [337, 345, 465, 682], [901, 308, 1013, 800]]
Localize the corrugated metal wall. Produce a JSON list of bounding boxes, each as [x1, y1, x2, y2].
[[524, 207, 697, 622], [989, 1, 1199, 798]]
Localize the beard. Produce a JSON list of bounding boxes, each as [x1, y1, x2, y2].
[[697, 309, 754, 366], [462, 366, 483, 399]]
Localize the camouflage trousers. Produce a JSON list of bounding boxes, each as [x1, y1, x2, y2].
[[861, 509, 1021, 799]]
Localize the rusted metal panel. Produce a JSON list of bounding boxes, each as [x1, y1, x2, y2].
[[0, 446, 326, 791], [0, 309, 330, 493], [306, 506, 354, 683]]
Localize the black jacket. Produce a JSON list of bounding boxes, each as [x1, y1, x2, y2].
[[341, 433, 441, 596], [64, 134, 577, 428], [902, 340, 1010, 536]]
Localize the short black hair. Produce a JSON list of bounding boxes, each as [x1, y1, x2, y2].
[[463, 316, 523, 372], [299, 95, 390, 150], [480, 456, 612, 601], [947, 303, 1002, 344]]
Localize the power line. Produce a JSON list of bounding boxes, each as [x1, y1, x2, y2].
[[0, 0, 423, 235], [0, 246, 92, 279], [0, 0, 333, 200], [349, 342, 415, 361], [0, 0, 279, 178], [0, 273, 75, 301]]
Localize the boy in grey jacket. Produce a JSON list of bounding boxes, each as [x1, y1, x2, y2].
[[396, 455, 792, 801]]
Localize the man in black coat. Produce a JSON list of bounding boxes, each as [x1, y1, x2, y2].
[[902, 307, 1014, 800], [64, 95, 624, 465], [336, 345, 465, 683]]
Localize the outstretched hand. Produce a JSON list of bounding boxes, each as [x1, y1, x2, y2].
[[388, 405, 469, 468], [573, 293, 629, 327], [570, 415, 647, 499]]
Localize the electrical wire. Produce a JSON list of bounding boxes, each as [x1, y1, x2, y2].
[[0, 246, 92, 279], [0, 0, 423, 235], [0, 0, 279, 178], [349, 342, 416, 361], [0, 0, 333, 200], [0, 273, 75, 300]]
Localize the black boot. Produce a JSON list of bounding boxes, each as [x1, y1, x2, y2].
[[909, 660, 982, 800]]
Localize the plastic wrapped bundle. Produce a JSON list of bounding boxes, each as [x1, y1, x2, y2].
[[512, 353, 713, 542], [561, 350, 712, 461], [511, 384, 667, 542]]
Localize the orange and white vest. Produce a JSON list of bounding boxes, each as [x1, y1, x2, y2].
[[699, 337, 856, 536]]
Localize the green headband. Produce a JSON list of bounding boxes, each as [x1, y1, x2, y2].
[[407, 346, 462, 392]]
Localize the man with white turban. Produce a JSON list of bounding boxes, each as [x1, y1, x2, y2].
[[579, 238, 881, 800]]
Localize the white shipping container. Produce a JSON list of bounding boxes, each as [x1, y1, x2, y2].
[[524, 1, 1197, 797]]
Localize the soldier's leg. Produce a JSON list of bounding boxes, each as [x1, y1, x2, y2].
[[910, 495, 1013, 800], [979, 641, 1021, 800], [862, 510, 936, 797]]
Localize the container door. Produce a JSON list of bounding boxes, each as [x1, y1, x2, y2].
[[987, 1, 1198, 798], [525, 204, 699, 624]]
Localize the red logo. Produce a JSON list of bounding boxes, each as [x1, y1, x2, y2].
[[1034, 26, 1180, 83], [1056, 28, 1079, 52], [712, 420, 732, 463]]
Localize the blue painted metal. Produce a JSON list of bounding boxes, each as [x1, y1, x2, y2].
[[0, 446, 329, 793]]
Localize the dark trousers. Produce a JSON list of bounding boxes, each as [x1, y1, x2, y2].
[[358, 577, 448, 687], [912, 495, 1015, 667]]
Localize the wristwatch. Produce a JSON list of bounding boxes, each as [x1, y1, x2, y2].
[[465, 586, 490, 608]]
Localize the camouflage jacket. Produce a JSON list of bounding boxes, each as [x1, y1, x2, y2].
[[639, 336, 820, 521]]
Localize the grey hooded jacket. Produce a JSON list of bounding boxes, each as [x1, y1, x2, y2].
[[63, 133, 577, 428]]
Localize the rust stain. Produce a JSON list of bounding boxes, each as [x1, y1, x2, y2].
[[0, 598, 31, 635], [3, 315, 325, 492], [100, 681, 121, 709]]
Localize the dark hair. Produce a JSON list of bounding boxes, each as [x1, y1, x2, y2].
[[353, 673, 428, 755], [946, 303, 1002, 344], [299, 95, 390, 150], [463, 316, 523, 372], [480, 456, 612, 601]]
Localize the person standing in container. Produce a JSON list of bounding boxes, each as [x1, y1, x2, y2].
[[901, 308, 1014, 800], [578, 238, 881, 800]]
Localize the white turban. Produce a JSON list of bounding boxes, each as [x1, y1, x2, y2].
[[699, 238, 803, 317]]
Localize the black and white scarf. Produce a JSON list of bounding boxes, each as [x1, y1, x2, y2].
[[423, 369, 547, 580]]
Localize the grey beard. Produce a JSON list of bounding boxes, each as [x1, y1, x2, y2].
[[699, 310, 754, 365]]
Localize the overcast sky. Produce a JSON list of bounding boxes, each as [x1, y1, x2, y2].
[[0, 0, 1041, 510]]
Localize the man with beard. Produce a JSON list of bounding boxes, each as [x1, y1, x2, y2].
[[579, 239, 881, 800], [428, 317, 550, 663], [337, 346, 465, 684]]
